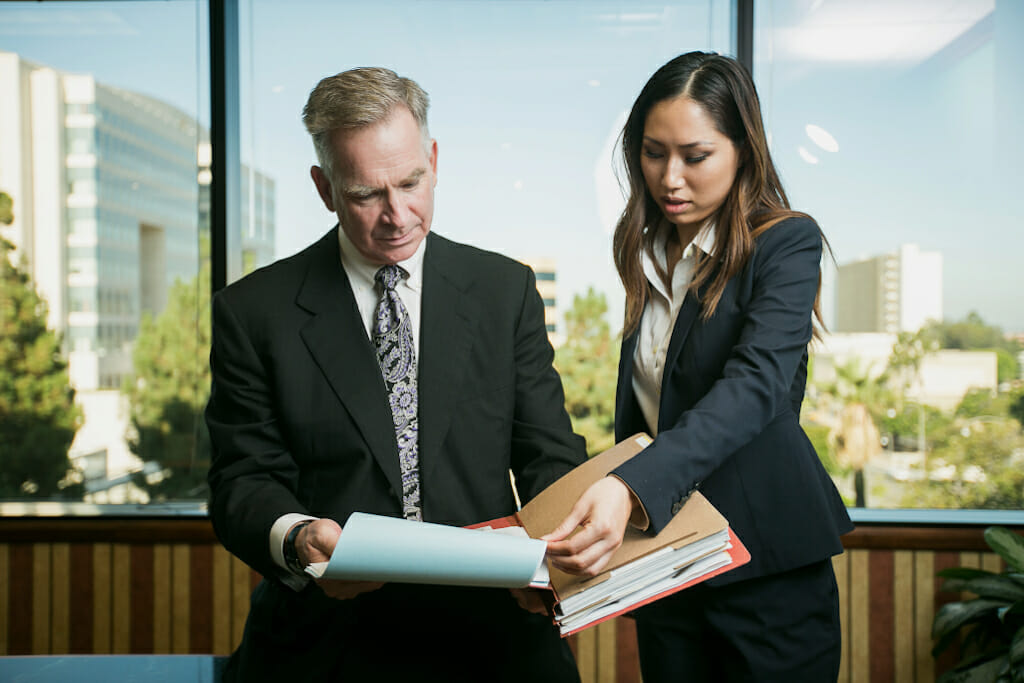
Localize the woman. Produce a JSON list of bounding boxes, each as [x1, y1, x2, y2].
[[544, 52, 853, 681]]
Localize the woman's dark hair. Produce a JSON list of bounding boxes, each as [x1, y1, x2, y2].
[[613, 51, 826, 337]]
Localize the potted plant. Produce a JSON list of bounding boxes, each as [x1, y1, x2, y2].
[[932, 526, 1024, 682]]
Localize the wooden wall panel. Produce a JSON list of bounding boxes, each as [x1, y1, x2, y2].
[[849, 549, 871, 683], [0, 523, 1021, 682], [153, 544, 171, 652], [0, 543, 8, 656], [833, 551, 850, 682], [31, 543, 50, 653], [892, 550, 914, 683]]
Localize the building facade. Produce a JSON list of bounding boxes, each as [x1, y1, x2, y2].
[[835, 244, 943, 334]]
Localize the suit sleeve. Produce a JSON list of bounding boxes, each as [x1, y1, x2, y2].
[[613, 217, 822, 532], [508, 267, 587, 502], [205, 290, 306, 580]]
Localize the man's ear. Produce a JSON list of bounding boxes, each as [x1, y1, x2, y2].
[[311, 166, 335, 212]]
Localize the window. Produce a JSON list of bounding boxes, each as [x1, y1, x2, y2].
[[0, 0, 210, 510], [756, 0, 1024, 514]]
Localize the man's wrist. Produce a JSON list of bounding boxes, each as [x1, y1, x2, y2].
[[283, 520, 313, 575]]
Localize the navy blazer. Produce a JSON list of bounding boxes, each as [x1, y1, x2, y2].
[[612, 216, 852, 584]]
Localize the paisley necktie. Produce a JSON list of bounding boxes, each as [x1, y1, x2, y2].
[[372, 265, 422, 521]]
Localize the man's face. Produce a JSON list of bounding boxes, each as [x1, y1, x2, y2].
[[312, 106, 437, 265]]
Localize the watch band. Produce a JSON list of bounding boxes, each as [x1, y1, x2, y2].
[[283, 520, 312, 575]]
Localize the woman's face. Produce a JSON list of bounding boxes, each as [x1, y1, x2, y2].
[[640, 96, 740, 239]]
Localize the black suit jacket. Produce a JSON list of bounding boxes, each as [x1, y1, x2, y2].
[[205, 228, 585, 681], [612, 217, 852, 585]]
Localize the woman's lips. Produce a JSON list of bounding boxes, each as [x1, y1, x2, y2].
[[662, 197, 691, 215]]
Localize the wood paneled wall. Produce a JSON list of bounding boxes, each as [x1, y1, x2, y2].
[[0, 521, 1016, 682]]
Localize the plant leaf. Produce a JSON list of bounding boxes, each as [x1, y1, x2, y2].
[[986, 527, 1024, 572], [934, 600, 1014, 641], [1011, 629, 1024, 665], [940, 567, 1000, 581], [958, 577, 1024, 603], [937, 654, 1009, 683], [1001, 602, 1024, 622]]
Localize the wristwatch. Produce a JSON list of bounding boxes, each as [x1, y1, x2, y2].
[[283, 521, 312, 575]]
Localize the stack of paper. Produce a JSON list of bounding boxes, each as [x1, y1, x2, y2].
[[305, 433, 749, 637], [485, 434, 749, 636]]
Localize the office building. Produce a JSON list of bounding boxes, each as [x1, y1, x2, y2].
[[835, 244, 942, 334]]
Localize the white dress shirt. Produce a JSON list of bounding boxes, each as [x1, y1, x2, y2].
[[632, 225, 716, 436], [269, 226, 428, 585]]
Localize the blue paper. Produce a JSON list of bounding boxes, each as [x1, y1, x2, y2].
[[312, 512, 547, 588]]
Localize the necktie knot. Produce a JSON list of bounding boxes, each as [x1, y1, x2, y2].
[[375, 265, 405, 292]]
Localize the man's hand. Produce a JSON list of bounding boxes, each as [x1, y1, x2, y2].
[[542, 476, 636, 577], [295, 518, 384, 601]]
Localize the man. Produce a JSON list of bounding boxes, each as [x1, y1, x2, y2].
[[205, 67, 585, 682]]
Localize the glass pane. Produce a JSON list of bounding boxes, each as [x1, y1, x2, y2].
[[0, 1, 209, 512], [755, 0, 1024, 510], [240, 0, 734, 451]]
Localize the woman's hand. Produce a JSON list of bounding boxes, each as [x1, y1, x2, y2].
[[296, 518, 385, 600], [542, 476, 637, 577]]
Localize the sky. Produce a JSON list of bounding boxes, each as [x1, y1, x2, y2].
[[1, 0, 1021, 333]]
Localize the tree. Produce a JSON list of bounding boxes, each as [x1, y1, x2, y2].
[[1010, 388, 1024, 429], [124, 256, 211, 501], [816, 359, 891, 507], [553, 288, 619, 455], [923, 312, 1022, 383], [901, 418, 1024, 509], [0, 191, 83, 498]]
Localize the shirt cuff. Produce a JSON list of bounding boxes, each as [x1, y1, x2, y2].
[[608, 474, 650, 531], [270, 512, 319, 574]]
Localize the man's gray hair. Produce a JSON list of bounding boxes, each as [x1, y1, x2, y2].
[[302, 67, 431, 184]]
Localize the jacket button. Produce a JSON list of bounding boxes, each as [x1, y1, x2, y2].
[[671, 501, 683, 515]]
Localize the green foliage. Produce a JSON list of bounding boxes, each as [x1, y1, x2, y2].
[[803, 422, 841, 474], [1010, 389, 1024, 429], [926, 312, 1020, 354], [877, 401, 954, 455], [956, 388, 1010, 420], [0, 214, 83, 498], [994, 349, 1020, 386], [125, 259, 211, 501], [932, 527, 1024, 682], [0, 191, 12, 225], [923, 312, 1022, 383], [553, 288, 619, 456], [901, 419, 1024, 509]]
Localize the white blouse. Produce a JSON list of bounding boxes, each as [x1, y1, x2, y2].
[[632, 226, 716, 436]]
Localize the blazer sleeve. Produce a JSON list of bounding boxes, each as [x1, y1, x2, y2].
[[205, 289, 306, 580], [613, 217, 823, 532], [507, 266, 587, 502]]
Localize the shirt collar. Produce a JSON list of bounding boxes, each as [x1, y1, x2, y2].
[[641, 224, 716, 299], [337, 225, 427, 292]]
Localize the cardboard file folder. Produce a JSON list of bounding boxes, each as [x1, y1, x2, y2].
[[474, 433, 750, 636]]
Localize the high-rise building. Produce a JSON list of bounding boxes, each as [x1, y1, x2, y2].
[[835, 244, 942, 334], [1, 51, 200, 390], [197, 142, 276, 279], [0, 51, 275, 499], [523, 258, 560, 346]]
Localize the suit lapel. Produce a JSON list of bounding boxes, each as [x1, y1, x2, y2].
[[615, 329, 644, 439], [296, 229, 402, 495], [659, 263, 719, 430], [417, 235, 476, 487]]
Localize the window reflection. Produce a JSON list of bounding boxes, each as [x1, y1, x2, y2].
[[0, 1, 213, 506], [756, 0, 1024, 510]]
